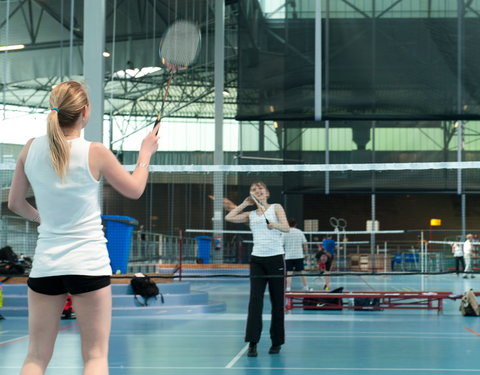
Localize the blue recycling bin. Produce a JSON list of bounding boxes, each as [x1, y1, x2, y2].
[[195, 236, 212, 264], [102, 215, 139, 274]]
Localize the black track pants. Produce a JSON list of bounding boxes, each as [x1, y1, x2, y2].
[[245, 254, 285, 346]]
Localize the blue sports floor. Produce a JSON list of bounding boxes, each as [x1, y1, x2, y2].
[[1, 273, 480, 374]]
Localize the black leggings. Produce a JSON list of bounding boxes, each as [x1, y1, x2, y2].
[[245, 254, 285, 346], [455, 256, 465, 274]]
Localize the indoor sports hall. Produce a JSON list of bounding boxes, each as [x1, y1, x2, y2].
[[2, 1, 480, 374]]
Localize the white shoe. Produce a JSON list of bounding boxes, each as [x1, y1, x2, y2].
[[286, 287, 291, 292], [303, 286, 313, 291]]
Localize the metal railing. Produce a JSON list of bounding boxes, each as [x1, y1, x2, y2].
[[0, 216, 38, 258], [130, 231, 196, 264]]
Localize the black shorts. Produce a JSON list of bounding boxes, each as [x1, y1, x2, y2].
[[286, 258, 305, 272], [27, 275, 111, 296], [325, 254, 334, 271]]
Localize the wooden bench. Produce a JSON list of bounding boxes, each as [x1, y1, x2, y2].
[[285, 291, 462, 313]]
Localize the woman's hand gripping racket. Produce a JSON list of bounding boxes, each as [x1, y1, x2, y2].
[[250, 193, 270, 225], [154, 20, 201, 132]]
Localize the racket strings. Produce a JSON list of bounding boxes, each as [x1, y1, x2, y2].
[[160, 20, 201, 69], [154, 20, 201, 127]]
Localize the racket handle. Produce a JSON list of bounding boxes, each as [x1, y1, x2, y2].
[[153, 114, 161, 135], [265, 218, 270, 225]]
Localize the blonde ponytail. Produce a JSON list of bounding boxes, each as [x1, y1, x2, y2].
[[47, 81, 89, 181], [47, 110, 70, 180]]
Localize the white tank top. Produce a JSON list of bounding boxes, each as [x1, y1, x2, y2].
[[249, 204, 284, 257], [283, 227, 307, 260], [24, 135, 112, 277]]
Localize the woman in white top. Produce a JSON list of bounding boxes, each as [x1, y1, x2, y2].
[[8, 81, 160, 375], [451, 242, 465, 275], [463, 234, 475, 279], [283, 218, 310, 291], [225, 181, 289, 357]]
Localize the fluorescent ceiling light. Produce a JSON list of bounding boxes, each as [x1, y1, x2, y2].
[[0, 44, 25, 51], [113, 67, 161, 79]]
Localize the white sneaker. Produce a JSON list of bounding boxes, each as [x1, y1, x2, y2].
[[303, 286, 313, 291], [286, 287, 291, 292]]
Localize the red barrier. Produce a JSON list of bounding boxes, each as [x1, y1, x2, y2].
[[285, 291, 462, 313]]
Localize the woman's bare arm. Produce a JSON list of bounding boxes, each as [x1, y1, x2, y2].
[[90, 124, 159, 199], [268, 204, 290, 232], [8, 139, 40, 222], [225, 197, 253, 224]]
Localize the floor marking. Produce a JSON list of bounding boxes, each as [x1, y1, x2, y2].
[[464, 327, 480, 336], [0, 365, 479, 372], [141, 313, 448, 323], [110, 333, 244, 338], [0, 323, 77, 347], [0, 335, 29, 347], [108, 328, 467, 336], [230, 367, 480, 372], [59, 323, 78, 331], [288, 329, 465, 338], [107, 332, 470, 340], [225, 343, 249, 368], [358, 275, 380, 291]]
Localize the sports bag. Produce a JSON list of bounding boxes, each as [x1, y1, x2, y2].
[[0, 246, 18, 263], [303, 287, 344, 310], [130, 273, 163, 306], [460, 289, 480, 316]]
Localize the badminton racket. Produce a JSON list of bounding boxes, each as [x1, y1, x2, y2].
[[250, 193, 270, 225], [154, 20, 201, 131]]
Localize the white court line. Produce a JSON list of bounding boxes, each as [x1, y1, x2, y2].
[[1, 365, 478, 372], [225, 343, 249, 368], [232, 367, 480, 372], [109, 333, 243, 338], [153, 313, 443, 322], [0, 335, 29, 346], [282, 328, 468, 338], [108, 333, 472, 340], [107, 330, 471, 338]]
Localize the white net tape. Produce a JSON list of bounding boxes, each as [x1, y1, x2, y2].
[[2, 161, 480, 173], [128, 161, 480, 173]]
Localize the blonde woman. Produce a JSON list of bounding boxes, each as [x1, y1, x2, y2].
[[225, 181, 289, 357], [8, 81, 160, 375]]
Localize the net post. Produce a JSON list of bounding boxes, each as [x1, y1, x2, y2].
[[384, 241, 387, 272], [314, 0, 322, 121], [83, 0, 105, 143], [370, 193, 376, 272], [213, 0, 225, 265], [420, 231, 425, 273], [325, 120, 330, 194], [178, 228, 183, 281]]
